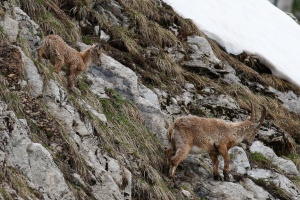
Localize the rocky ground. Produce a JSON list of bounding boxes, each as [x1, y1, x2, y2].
[[0, 0, 300, 199]]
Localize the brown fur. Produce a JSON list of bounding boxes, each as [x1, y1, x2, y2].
[[37, 35, 102, 88], [166, 103, 267, 181]]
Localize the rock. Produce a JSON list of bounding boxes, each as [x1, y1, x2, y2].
[[182, 36, 228, 78], [100, 30, 110, 41], [72, 173, 86, 187], [99, 154, 132, 199], [256, 122, 295, 155], [1, 182, 22, 200], [250, 141, 299, 176], [43, 79, 131, 200], [88, 54, 167, 144], [187, 35, 219, 63], [221, 64, 242, 84], [220, 146, 250, 175], [93, 0, 124, 26], [78, 100, 107, 123], [86, 74, 108, 98], [89, 54, 139, 101], [138, 84, 160, 109], [14, 7, 40, 50], [242, 178, 274, 200], [137, 95, 167, 145], [18, 48, 43, 98], [0, 15, 19, 42], [205, 181, 255, 200], [181, 189, 192, 198], [0, 150, 5, 165], [0, 101, 74, 200], [268, 86, 300, 115], [248, 168, 300, 199]]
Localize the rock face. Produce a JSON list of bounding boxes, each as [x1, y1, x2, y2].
[[1, 2, 300, 200], [0, 101, 74, 200], [250, 141, 299, 176], [44, 79, 131, 200], [88, 54, 167, 144]]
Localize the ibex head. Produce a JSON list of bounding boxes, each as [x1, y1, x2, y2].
[[90, 44, 102, 66], [242, 101, 267, 145]]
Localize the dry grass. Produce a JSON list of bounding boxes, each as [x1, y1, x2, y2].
[[262, 74, 300, 95], [129, 10, 178, 48], [153, 55, 185, 84], [20, 0, 80, 41], [0, 3, 5, 19], [119, 0, 160, 21], [109, 26, 140, 53]]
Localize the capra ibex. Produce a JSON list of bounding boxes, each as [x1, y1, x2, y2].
[[37, 35, 102, 88], [166, 102, 266, 181]]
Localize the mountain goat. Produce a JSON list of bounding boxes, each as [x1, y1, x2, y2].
[[166, 102, 267, 181], [37, 35, 102, 88]]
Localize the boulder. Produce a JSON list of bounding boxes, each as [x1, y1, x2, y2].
[[242, 178, 274, 200], [250, 141, 299, 176], [220, 146, 250, 175], [248, 168, 300, 199]]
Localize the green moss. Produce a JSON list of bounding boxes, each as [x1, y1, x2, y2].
[[251, 152, 270, 164], [76, 75, 92, 93]]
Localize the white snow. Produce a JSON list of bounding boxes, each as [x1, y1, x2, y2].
[[163, 0, 300, 87]]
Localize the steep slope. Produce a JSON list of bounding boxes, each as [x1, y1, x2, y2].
[[0, 0, 300, 199]]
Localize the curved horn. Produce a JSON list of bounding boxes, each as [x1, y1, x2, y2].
[[249, 101, 255, 122], [256, 105, 267, 129]]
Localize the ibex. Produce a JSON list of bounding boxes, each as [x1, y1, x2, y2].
[[166, 102, 266, 181], [37, 35, 102, 88]]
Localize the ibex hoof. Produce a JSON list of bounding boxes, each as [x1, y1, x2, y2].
[[213, 174, 222, 181], [224, 174, 230, 182]]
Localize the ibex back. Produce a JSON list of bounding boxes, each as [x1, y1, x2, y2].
[[37, 35, 102, 88], [166, 102, 266, 181]]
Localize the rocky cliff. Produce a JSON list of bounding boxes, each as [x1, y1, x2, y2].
[[0, 0, 300, 199]]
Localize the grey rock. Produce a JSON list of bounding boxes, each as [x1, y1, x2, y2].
[[248, 168, 300, 199], [181, 189, 192, 198], [78, 100, 107, 123], [0, 15, 19, 42], [19, 49, 43, 98], [89, 54, 139, 101], [187, 35, 219, 62], [268, 86, 300, 115], [205, 181, 255, 200], [221, 64, 242, 84], [44, 79, 131, 200], [0, 150, 5, 165], [72, 173, 86, 187], [0, 101, 74, 200], [225, 146, 250, 175], [14, 7, 40, 50], [88, 54, 167, 144], [242, 178, 274, 200], [250, 141, 299, 176], [100, 30, 110, 41]]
